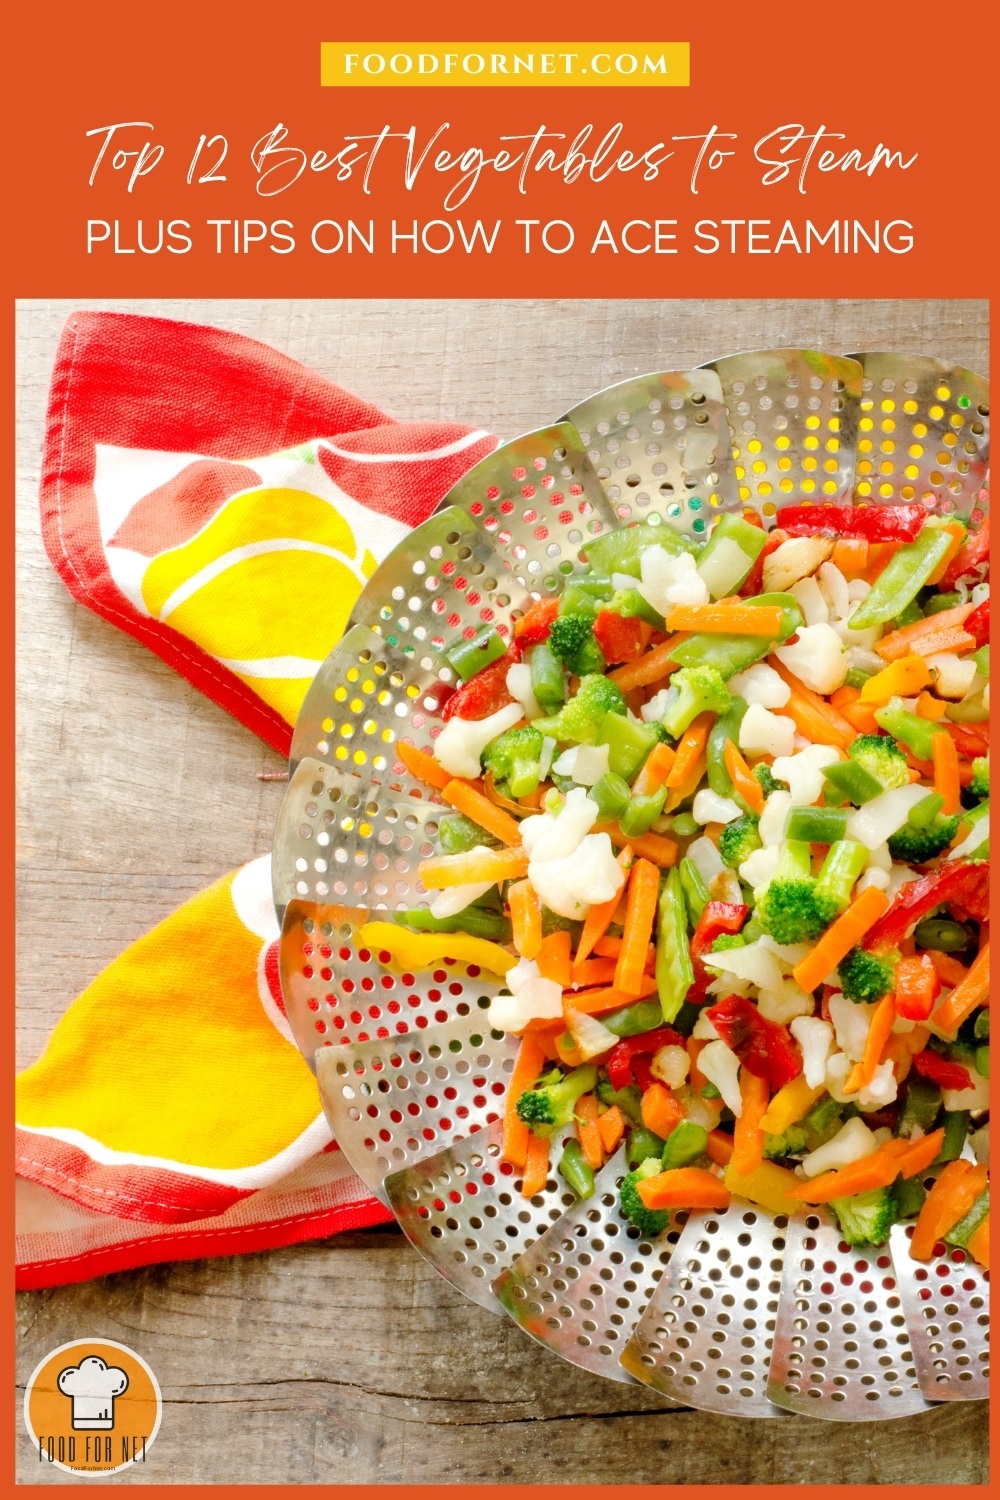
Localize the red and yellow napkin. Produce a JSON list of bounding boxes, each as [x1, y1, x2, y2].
[[17, 313, 497, 1287]]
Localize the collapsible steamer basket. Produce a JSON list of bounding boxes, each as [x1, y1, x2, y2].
[[273, 349, 990, 1420]]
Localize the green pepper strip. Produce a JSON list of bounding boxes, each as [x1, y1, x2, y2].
[[619, 786, 668, 837], [707, 695, 749, 797], [874, 698, 946, 762], [389, 907, 511, 942], [848, 525, 956, 631], [584, 521, 691, 578], [669, 593, 804, 679], [656, 867, 695, 1024], [785, 805, 850, 844], [597, 712, 662, 782], [558, 1139, 596, 1200]]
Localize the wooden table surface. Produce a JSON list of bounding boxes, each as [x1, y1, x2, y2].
[[16, 297, 989, 1484]]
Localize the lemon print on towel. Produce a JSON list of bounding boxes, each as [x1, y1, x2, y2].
[[142, 489, 377, 725]]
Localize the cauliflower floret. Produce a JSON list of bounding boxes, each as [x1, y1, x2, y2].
[[790, 575, 830, 627], [739, 702, 796, 759], [692, 789, 743, 825], [636, 545, 710, 614], [488, 958, 563, 1032], [729, 662, 792, 709], [650, 1044, 690, 1090], [551, 743, 610, 787], [824, 1049, 854, 1103], [846, 784, 932, 850], [434, 703, 524, 780], [790, 1015, 834, 1088], [756, 978, 815, 1025], [739, 843, 781, 893], [693, 1010, 721, 1040], [817, 560, 851, 621], [856, 1058, 898, 1111], [686, 834, 726, 886], [801, 1116, 877, 1178], [505, 663, 542, 721], [941, 1072, 991, 1113], [698, 1040, 743, 1116], [770, 744, 841, 807], [520, 786, 597, 863], [828, 992, 877, 1063], [759, 789, 793, 845], [429, 876, 494, 919], [856, 866, 890, 893], [704, 939, 785, 993], [529, 831, 625, 920], [641, 687, 673, 723], [774, 622, 849, 695]]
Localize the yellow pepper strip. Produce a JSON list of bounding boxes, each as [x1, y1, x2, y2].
[[356, 922, 516, 976], [417, 846, 529, 889], [859, 654, 931, 705], [723, 1159, 803, 1217], [758, 1074, 825, 1138]]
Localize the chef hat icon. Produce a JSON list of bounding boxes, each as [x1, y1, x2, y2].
[[58, 1356, 129, 1430]]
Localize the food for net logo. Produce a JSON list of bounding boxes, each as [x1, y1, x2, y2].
[[24, 1339, 162, 1475]]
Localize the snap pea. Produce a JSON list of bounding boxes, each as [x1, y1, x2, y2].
[[923, 591, 963, 616], [559, 1139, 596, 1200], [656, 866, 694, 1024], [935, 1110, 971, 1163], [597, 713, 662, 782], [609, 586, 665, 627], [590, 772, 632, 822], [619, 786, 668, 837], [785, 806, 850, 843], [707, 695, 749, 797], [678, 856, 709, 925], [849, 524, 957, 631], [528, 641, 566, 709], [445, 624, 507, 680], [661, 1121, 708, 1169], [627, 1126, 667, 1166], [895, 1175, 927, 1218], [874, 698, 946, 762], [669, 593, 804, 679], [390, 907, 511, 941], [558, 582, 599, 619], [944, 1187, 989, 1248], [671, 813, 699, 838], [601, 998, 663, 1038], [438, 813, 499, 854], [569, 575, 615, 601], [584, 520, 691, 578], [891, 600, 925, 629]]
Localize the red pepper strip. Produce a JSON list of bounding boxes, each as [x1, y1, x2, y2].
[[777, 503, 927, 542], [964, 595, 989, 650], [863, 862, 990, 951], [912, 1049, 974, 1092], [632, 1056, 654, 1092], [688, 902, 750, 1002], [947, 721, 989, 760], [513, 596, 560, 648], [738, 530, 786, 598], [893, 953, 941, 1022], [606, 1026, 684, 1090], [704, 994, 802, 1089], [941, 513, 989, 590], [441, 649, 518, 722], [592, 609, 647, 665]]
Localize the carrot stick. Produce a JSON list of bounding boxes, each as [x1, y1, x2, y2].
[[567, 981, 660, 1018], [665, 603, 784, 637], [932, 730, 961, 816], [770, 660, 856, 749], [508, 879, 542, 960], [723, 740, 765, 814], [576, 1094, 604, 1172], [967, 1220, 990, 1270], [396, 738, 452, 790], [875, 601, 977, 662], [909, 1159, 988, 1261], [832, 537, 869, 578], [608, 634, 687, 691], [503, 1034, 546, 1169], [575, 848, 633, 965], [791, 886, 890, 995], [843, 993, 895, 1095], [926, 951, 968, 988], [732, 1071, 769, 1176], [418, 845, 529, 889], [441, 778, 523, 847], [632, 741, 676, 797], [536, 930, 573, 988], [932, 944, 989, 1036], [637, 1166, 732, 1211], [641, 1081, 684, 1141], [665, 712, 714, 787], [597, 1104, 626, 1156], [521, 1131, 550, 1198], [594, 822, 678, 866], [615, 859, 661, 996], [789, 1128, 944, 1203], [863, 541, 902, 584], [569, 957, 620, 988], [841, 699, 881, 735], [705, 1129, 735, 1166]]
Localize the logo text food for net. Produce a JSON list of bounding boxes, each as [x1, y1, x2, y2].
[[320, 43, 690, 87]]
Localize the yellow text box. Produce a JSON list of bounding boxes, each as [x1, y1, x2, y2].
[[320, 42, 690, 87]]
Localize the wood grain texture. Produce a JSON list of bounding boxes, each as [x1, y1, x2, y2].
[[16, 299, 989, 1483]]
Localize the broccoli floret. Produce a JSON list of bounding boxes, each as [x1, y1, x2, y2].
[[660, 666, 732, 740], [888, 813, 961, 864], [754, 763, 789, 796], [548, 613, 606, 675], [482, 724, 545, 798], [711, 933, 746, 953], [756, 880, 838, 945], [534, 674, 627, 745], [838, 945, 897, 1004], [719, 813, 762, 870], [619, 1157, 670, 1238], [971, 756, 989, 800], [515, 1063, 597, 1136], [829, 1184, 900, 1247], [847, 732, 910, 791], [763, 1124, 809, 1160]]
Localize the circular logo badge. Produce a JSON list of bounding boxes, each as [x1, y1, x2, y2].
[[24, 1339, 162, 1476]]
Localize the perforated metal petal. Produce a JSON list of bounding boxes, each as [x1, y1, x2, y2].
[[620, 1200, 786, 1416], [890, 1222, 990, 1402], [708, 349, 862, 522], [314, 1014, 516, 1204], [850, 352, 990, 519], [767, 1208, 932, 1420], [384, 1119, 585, 1314], [491, 1151, 685, 1387], [279, 899, 505, 1062], [349, 504, 530, 649], [565, 368, 740, 541], [444, 424, 620, 595]]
